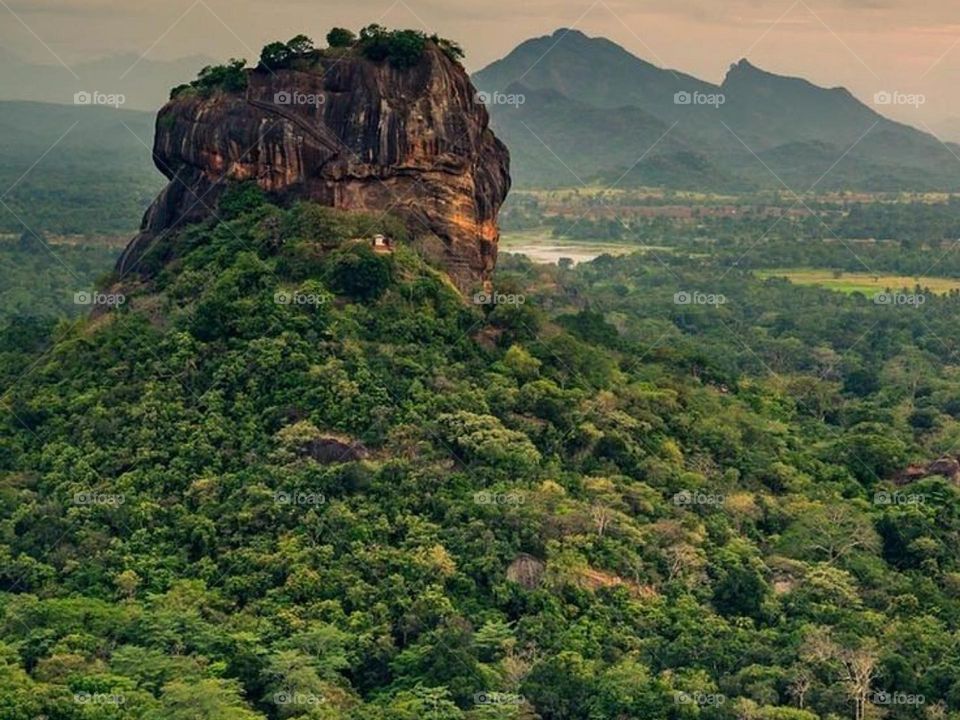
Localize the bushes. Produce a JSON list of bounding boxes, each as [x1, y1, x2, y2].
[[356, 25, 464, 67], [326, 27, 356, 48], [258, 34, 316, 71], [358, 25, 428, 69], [218, 181, 267, 221], [168, 27, 463, 102], [170, 58, 247, 99], [324, 244, 393, 301]]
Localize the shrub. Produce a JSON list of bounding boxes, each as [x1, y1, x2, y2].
[[218, 181, 267, 221], [286, 34, 314, 56], [324, 244, 393, 301], [259, 41, 292, 71], [326, 27, 356, 48], [358, 25, 427, 69], [172, 58, 247, 98], [430, 34, 464, 62], [258, 35, 316, 71]]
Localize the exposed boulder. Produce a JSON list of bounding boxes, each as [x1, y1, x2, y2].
[[895, 456, 960, 484], [117, 41, 510, 291], [506, 553, 545, 590], [275, 421, 368, 464]]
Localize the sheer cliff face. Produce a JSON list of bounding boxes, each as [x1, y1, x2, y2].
[[118, 44, 511, 290]]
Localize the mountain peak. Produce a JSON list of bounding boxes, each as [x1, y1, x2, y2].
[[724, 58, 771, 82], [730, 58, 758, 72], [552, 27, 589, 39]]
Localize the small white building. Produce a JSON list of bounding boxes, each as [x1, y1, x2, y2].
[[371, 234, 393, 253]]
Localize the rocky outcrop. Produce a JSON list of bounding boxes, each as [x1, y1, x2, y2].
[[506, 553, 545, 590], [896, 456, 960, 484], [117, 42, 510, 291]]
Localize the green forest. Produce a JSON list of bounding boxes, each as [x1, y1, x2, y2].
[[0, 102, 162, 237], [2, 187, 960, 719]]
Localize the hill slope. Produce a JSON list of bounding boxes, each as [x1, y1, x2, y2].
[[2, 193, 960, 718]]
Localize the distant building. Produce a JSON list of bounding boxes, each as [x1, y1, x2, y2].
[[371, 233, 393, 253]]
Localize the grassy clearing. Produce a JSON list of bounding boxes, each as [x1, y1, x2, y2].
[[500, 232, 634, 265], [500, 228, 631, 248], [756, 268, 960, 295]]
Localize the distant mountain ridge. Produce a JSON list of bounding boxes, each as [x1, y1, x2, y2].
[[473, 29, 960, 191], [0, 50, 217, 112]]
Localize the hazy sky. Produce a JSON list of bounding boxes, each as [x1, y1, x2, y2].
[[3, 0, 960, 126]]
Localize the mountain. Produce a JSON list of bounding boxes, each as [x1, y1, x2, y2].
[[122, 41, 509, 292], [474, 30, 960, 191], [474, 27, 716, 111], [0, 101, 163, 236], [0, 50, 217, 112]]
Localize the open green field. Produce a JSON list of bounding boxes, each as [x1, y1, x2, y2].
[[756, 268, 960, 295]]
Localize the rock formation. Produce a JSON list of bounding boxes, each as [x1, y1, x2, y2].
[[896, 456, 960, 485], [117, 42, 510, 291]]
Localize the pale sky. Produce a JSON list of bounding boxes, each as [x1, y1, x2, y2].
[[3, 0, 960, 126]]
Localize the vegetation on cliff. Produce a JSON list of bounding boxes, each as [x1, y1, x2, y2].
[[170, 26, 465, 100]]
